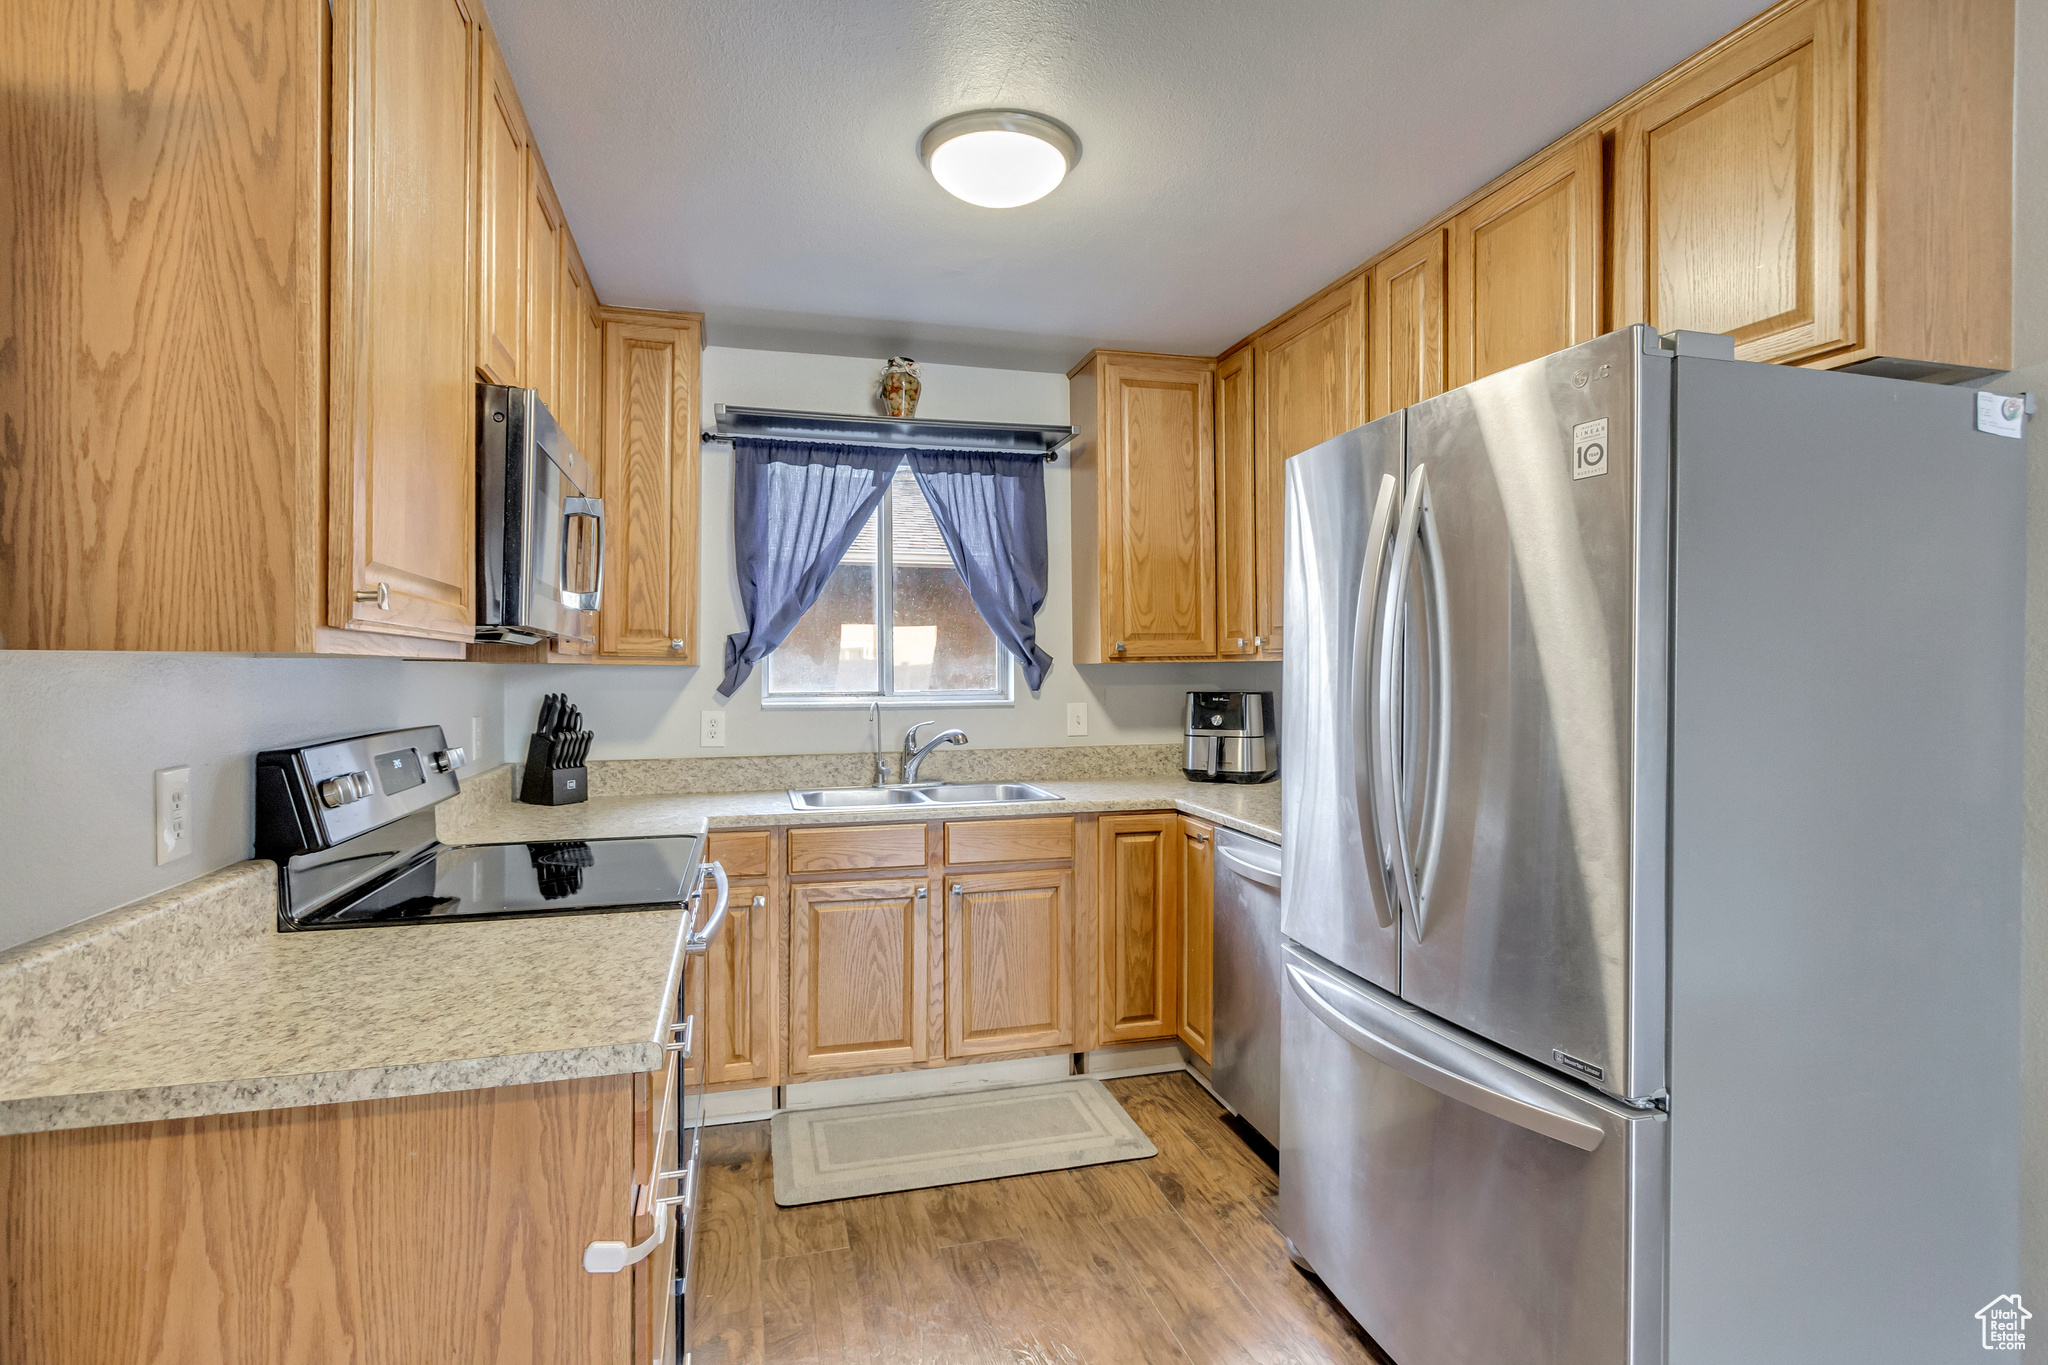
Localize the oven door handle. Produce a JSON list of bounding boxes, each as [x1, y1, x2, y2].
[[686, 861, 730, 954], [559, 496, 605, 612]]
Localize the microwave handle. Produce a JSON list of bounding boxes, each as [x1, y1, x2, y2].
[[560, 496, 605, 612]]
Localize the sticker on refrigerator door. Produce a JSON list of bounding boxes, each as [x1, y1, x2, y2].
[[1553, 1049, 1605, 1081], [1572, 419, 1609, 479], [1976, 390, 2027, 439]]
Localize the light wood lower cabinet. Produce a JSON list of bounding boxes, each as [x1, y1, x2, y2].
[[944, 869, 1076, 1058], [0, 1077, 636, 1365], [704, 881, 776, 1086], [788, 878, 931, 1076], [1176, 817, 1216, 1063], [1096, 813, 1180, 1044]]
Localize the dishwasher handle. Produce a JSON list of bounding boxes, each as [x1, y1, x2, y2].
[[1216, 843, 1281, 889], [1284, 953, 1607, 1152]]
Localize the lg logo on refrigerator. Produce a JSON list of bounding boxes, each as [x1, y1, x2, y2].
[[1572, 418, 1609, 480]]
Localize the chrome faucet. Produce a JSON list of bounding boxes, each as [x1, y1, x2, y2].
[[868, 701, 894, 787], [900, 721, 968, 785]]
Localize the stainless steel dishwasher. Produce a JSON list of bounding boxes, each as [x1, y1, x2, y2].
[[1212, 825, 1283, 1146]]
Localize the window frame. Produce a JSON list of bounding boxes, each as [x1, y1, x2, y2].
[[760, 470, 1015, 710]]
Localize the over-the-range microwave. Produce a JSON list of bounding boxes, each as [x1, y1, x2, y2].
[[476, 383, 604, 645]]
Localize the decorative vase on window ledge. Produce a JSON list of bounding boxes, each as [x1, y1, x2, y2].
[[879, 357, 921, 417]]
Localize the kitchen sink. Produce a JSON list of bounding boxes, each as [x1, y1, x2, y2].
[[911, 782, 1061, 805], [786, 782, 1063, 812]]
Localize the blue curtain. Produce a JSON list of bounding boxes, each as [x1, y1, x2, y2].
[[907, 450, 1054, 691], [719, 439, 903, 697]]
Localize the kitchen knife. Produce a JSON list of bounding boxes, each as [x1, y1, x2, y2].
[[537, 694, 559, 735]]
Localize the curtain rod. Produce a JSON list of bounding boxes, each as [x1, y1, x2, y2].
[[699, 431, 1059, 462]]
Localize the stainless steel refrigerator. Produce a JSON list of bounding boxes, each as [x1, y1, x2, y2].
[[1278, 327, 2020, 1365]]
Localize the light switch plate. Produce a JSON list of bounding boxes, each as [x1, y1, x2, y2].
[[154, 766, 192, 865], [701, 711, 727, 747], [1066, 702, 1088, 737]]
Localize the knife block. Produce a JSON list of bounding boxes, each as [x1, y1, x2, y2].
[[518, 734, 588, 805]]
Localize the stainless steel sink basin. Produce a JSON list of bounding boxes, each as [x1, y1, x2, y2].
[[787, 786, 933, 810], [912, 782, 1061, 805], [786, 782, 1063, 812]]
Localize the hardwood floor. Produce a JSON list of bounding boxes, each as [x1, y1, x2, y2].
[[689, 1071, 1390, 1365]]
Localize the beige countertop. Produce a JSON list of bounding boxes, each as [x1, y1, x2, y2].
[[0, 747, 1277, 1137], [0, 862, 690, 1137], [438, 770, 1282, 847]]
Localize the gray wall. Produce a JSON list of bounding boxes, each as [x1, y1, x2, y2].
[[0, 654, 505, 952], [2020, 0, 2048, 1306]]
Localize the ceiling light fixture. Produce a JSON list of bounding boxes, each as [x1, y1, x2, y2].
[[919, 109, 1081, 209]]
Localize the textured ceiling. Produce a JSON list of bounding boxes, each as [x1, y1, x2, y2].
[[484, 0, 1771, 370]]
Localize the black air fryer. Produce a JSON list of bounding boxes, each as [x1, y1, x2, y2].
[[1183, 691, 1277, 783]]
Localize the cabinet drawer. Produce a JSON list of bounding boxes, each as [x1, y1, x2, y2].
[[787, 823, 928, 874], [706, 830, 770, 878], [944, 817, 1075, 866]]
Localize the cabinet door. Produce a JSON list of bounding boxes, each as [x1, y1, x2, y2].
[[944, 869, 1075, 1058], [706, 882, 775, 1086], [1253, 276, 1365, 658], [1177, 818, 1215, 1063], [1214, 347, 1260, 657], [1100, 357, 1217, 659], [559, 236, 592, 452], [1369, 229, 1447, 420], [524, 152, 562, 412], [475, 28, 526, 385], [598, 311, 701, 663], [1448, 131, 1604, 388], [1610, 0, 1856, 364], [330, 0, 479, 643], [1097, 813, 1180, 1043], [789, 879, 930, 1076]]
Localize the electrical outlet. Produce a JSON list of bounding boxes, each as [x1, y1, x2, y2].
[[701, 710, 727, 747], [1066, 702, 1089, 737], [154, 766, 192, 866]]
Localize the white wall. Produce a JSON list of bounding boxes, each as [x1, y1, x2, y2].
[[502, 346, 1280, 757], [0, 654, 505, 952]]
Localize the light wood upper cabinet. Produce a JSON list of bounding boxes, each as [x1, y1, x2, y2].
[[523, 153, 564, 413], [944, 870, 1076, 1058], [1177, 817, 1215, 1064], [1097, 813, 1180, 1044], [1448, 131, 1604, 389], [789, 879, 931, 1077], [559, 236, 594, 453], [0, 0, 327, 652], [1611, 0, 1856, 364], [476, 26, 527, 387], [1252, 276, 1365, 658], [1214, 347, 1260, 658], [597, 308, 702, 663], [329, 0, 480, 644], [1369, 229, 1447, 420], [1069, 353, 1218, 661]]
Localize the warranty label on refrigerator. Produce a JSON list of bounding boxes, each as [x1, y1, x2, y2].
[[1572, 419, 1609, 480]]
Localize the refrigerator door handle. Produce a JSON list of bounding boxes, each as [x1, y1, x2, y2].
[[1373, 466, 1425, 931], [1352, 471, 1401, 928], [1284, 956, 1607, 1152], [1411, 469, 1453, 934]]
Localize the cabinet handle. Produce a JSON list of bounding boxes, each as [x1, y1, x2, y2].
[[670, 639, 687, 651], [752, 894, 766, 910], [1252, 635, 1264, 647], [1234, 638, 1247, 649], [1112, 640, 1126, 653], [916, 887, 927, 900], [665, 1015, 694, 1057], [355, 582, 390, 610], [1189, 832, 1210, 844]]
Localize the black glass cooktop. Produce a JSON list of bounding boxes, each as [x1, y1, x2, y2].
[[297, 835, 700, 928]]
